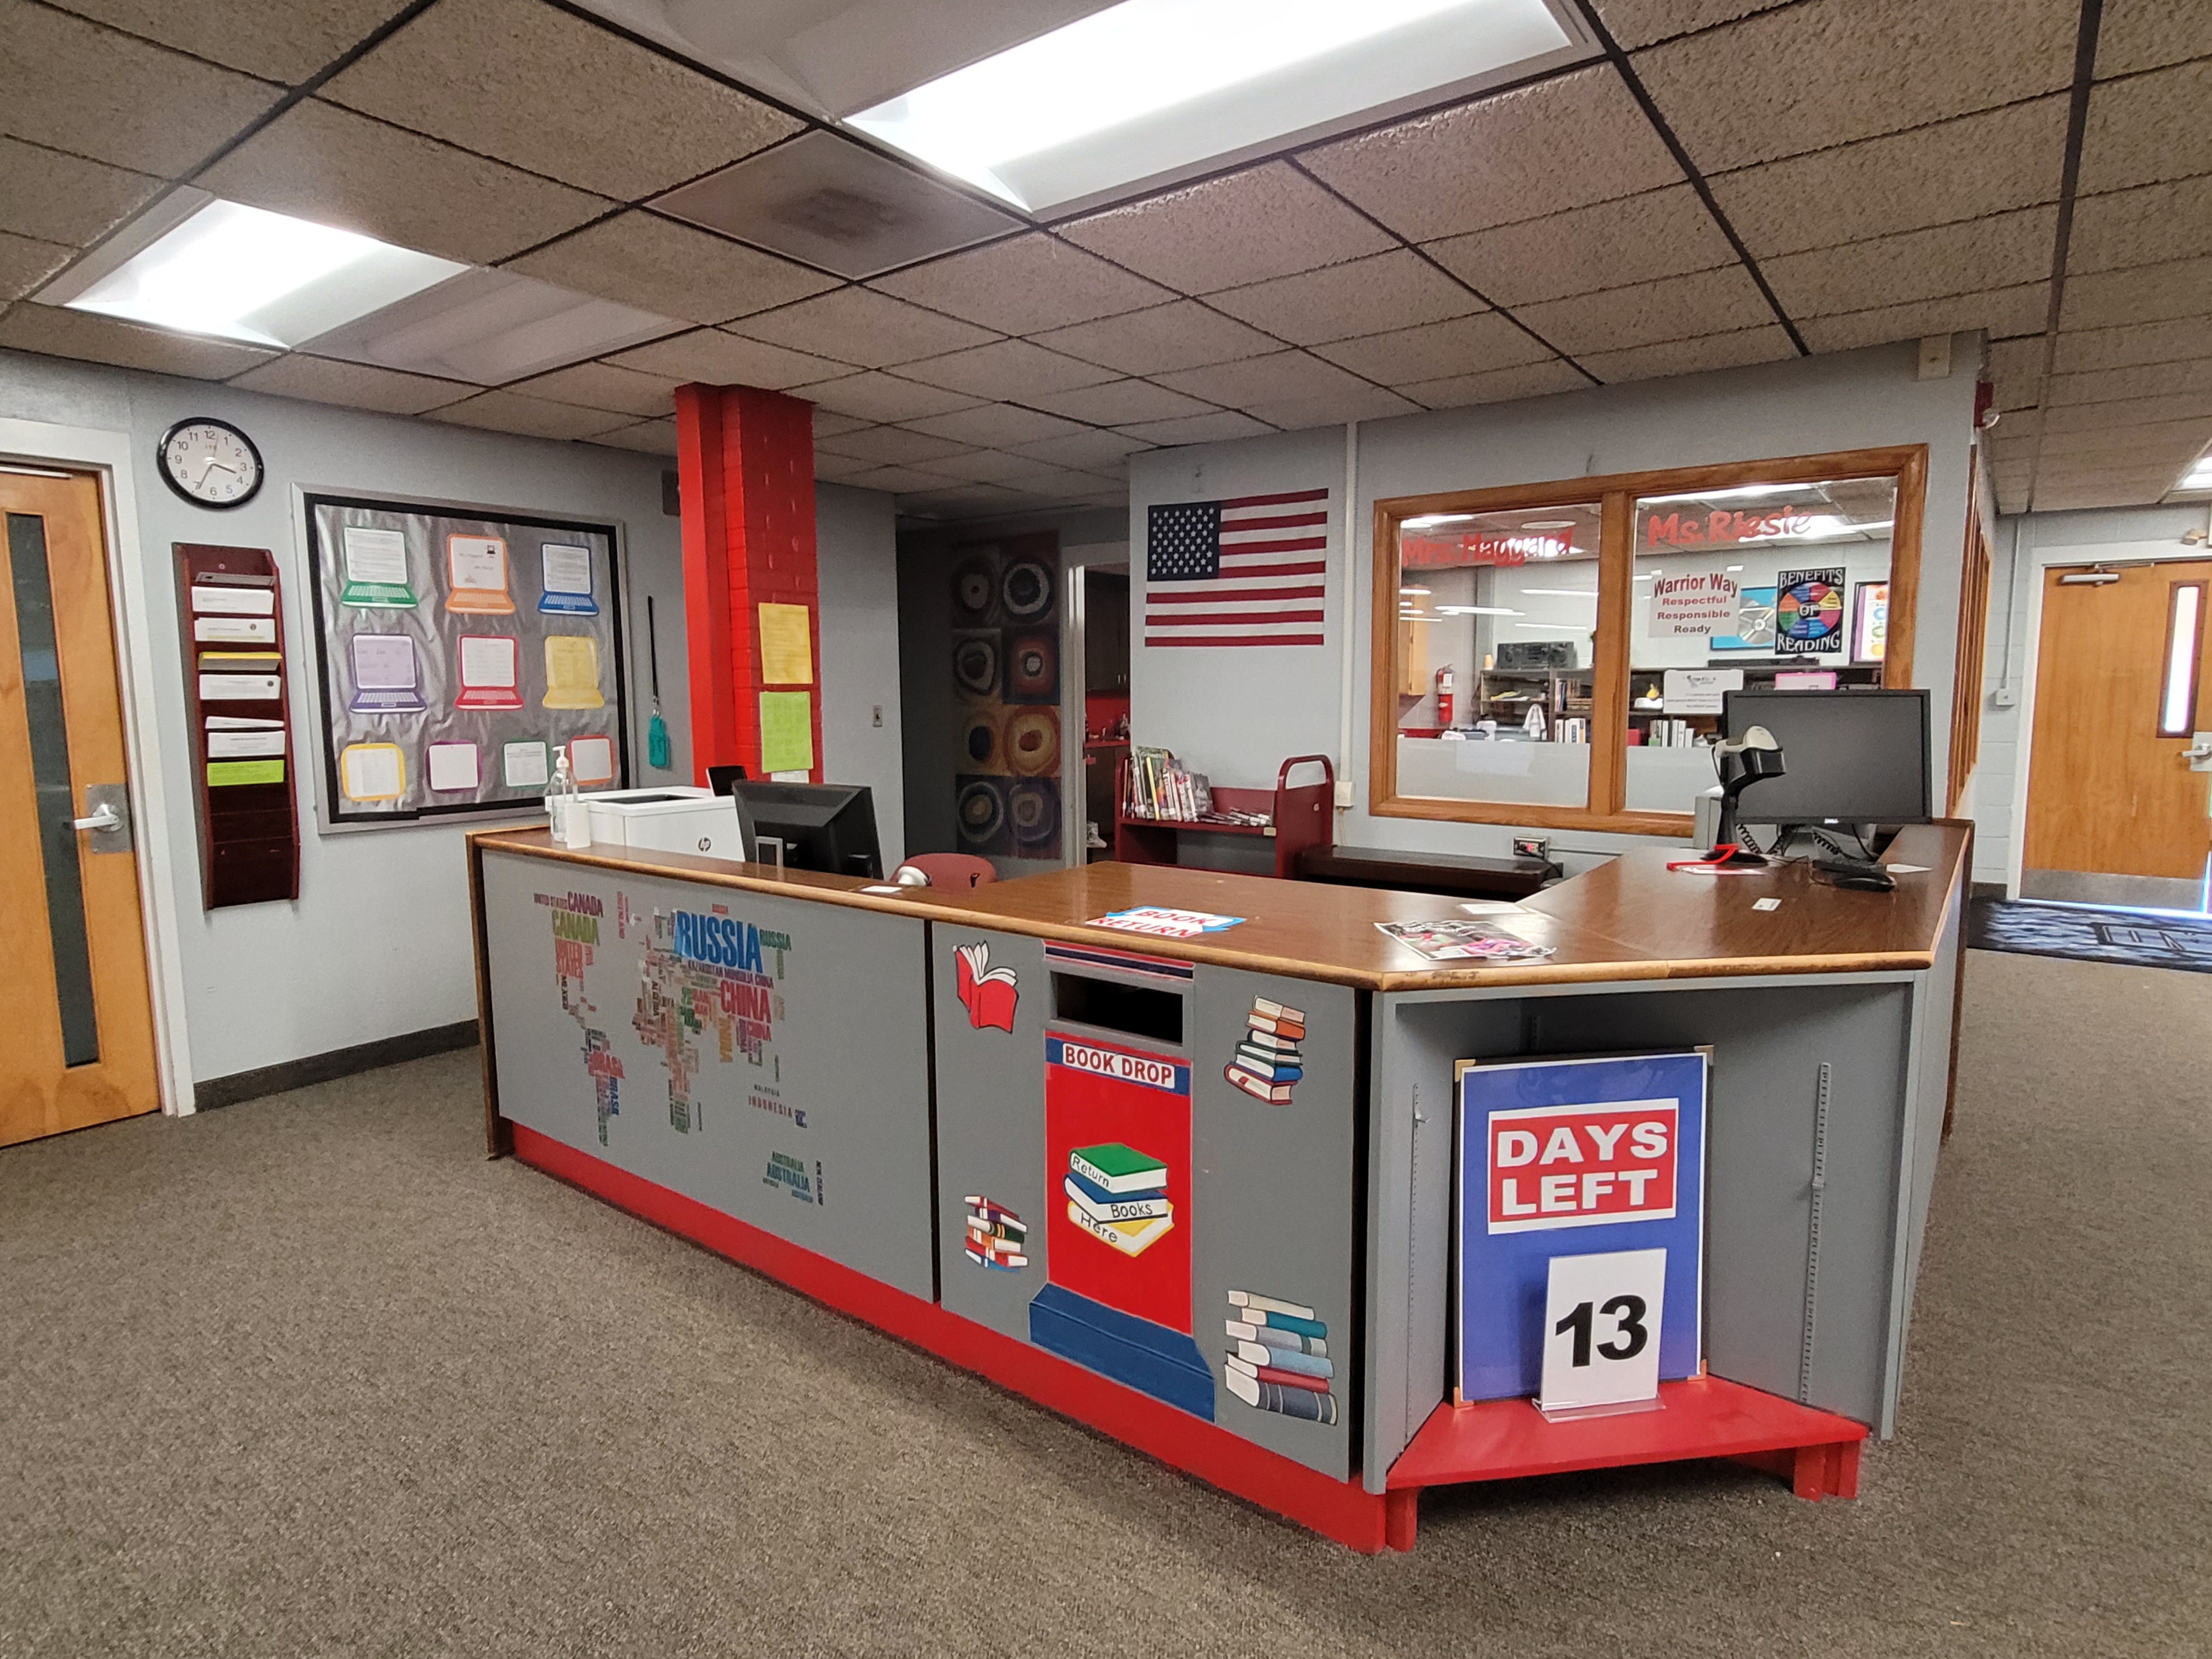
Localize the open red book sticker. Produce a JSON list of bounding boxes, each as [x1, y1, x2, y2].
[[953, 941, 1016, 1031]]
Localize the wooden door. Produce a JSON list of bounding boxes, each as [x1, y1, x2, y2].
[[2024, 561, 2212, 881], [0, 468, 159, 1145]]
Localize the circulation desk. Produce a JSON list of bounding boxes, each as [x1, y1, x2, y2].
[[468, 824, 1970, 1552]]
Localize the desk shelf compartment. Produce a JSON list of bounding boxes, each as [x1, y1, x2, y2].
[[1114, 753, 1333, 879]]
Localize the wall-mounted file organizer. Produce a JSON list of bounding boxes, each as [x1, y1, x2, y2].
[[176, 543, 300, 907]]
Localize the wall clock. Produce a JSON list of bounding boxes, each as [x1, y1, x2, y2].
[[157, 417, 263, 509]]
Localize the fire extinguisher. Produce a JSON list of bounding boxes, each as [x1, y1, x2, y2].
[[1436, 665, 1455, 728]]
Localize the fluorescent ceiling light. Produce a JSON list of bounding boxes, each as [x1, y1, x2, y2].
[[846, 0, 1584, 214], [2178, 456, 2212, 492], [1520, 588, 1596, 599], [1639, 483, 1813, 506], [39, 190, 465, 348], [1436, 605, 1521, 615], [299, 268, 681, 385], [1400, 585, 1431, 594]]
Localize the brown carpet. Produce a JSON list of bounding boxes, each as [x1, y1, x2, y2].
[[2, 951, 2205, 1656]]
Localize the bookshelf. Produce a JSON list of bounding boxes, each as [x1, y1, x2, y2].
[[1114, 753, 1333, 880]]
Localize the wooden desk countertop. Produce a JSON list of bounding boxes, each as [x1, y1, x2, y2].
[[472, 823, 1969, 994]]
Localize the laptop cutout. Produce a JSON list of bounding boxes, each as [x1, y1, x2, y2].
[[347, 632, 427, 714], [455, 633, 524, 710]]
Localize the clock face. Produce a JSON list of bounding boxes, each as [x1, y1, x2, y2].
[[159, 419, 262, 508]]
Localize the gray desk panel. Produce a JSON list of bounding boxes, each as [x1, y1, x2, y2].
[[482, 851, 934, 1298]]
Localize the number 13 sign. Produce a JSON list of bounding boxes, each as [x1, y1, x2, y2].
[[1539, 1248, 1667, 1414]]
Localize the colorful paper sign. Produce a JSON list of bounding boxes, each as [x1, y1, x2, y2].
[[1775, 567, 1846, 655], [758, 690, 813, 775], [538, 542, 597, 615], [426, 740, 480, 792], [542, 635, 604, 709], [444, 534, 514, 613], [1646, 567, 1742, 637], [1087, 907, 1245, 938], [758, 602, 812, 686], [1539, 1248, 1667, 1413], [502, 739, 550, 789], [455, 634, 523, 710], [348, 633, 426, 713], [566, 733, 615, 786], [339, 526, 416, 608], [340, 741, 405, 801]]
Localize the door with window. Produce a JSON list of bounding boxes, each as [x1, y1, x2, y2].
[[2023, 561, 2212, 909], [1, 468, 159, 1145]]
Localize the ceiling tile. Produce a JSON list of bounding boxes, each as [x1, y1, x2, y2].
[[1017, 380, 1218, 425], [2061, 258, 2212, 331], [47, 0, 412, 83], [201, 99, 609, 267], [894, 483, 1040, 518], [2048, 356, 2212, 406], [0, 0, 281, 176], [1301, 67, 1682, 242], [1705, 97, 2069, 259], [817, 426, 976, 466], [226, 351, 471, 414], [904, 403, 1090, 448], [1984, 335, 2049, 410], [734, 287, 997, 367], [1154, 350, 1376, 409], [789, 371, 985, 424], [1009, 430, 1152, 469], [808, 408, 872, 439], [1986, 429, 2039, 463], [922, 448, 1063, 486], [2070, 176, 2212, 278], [0, 231, 74, 300], [430, 389, 636, 441], [504, 360, 676, 416], [1798, 281, 2051, 351], [2037, 416, 2209, 455], [1513, 267, 1773, 356], [1397, 358, 1592, 410], [1033, 301, 1281, 375], [505, 212, 837, 328], [589, 418, 678, 456], [0, 137, 163, 249], [1577, 324, 1798, 384], [2052, 315, 2212, 374], [840, 463, 967, 494], [322, 0, 800, 200], [1312, 312, 1551, 384], [1054, 162, 1393, 294], [2095, 0, 2212, 77], [812, 448, 882, 484], [607, 326, 846, 389], [1583, 0, 1792, 50], [1762, 207, 2058, 319], [1205, 251, 1484, 346], [2042, 393, 2212, 432], [1117, 411, 1277, 446], [868, 233, 1172, 335], [1244, 386, 1425, 431], [1423, 185, 1734, 308], [896, 338, 1118, 399], [0, 300, 277, 377], [2078, 59, 2212, 195], [1632, 0, 2079, 174]]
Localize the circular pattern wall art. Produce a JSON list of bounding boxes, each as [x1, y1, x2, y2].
[[1001, 559, 1053, 622], [1005, 707, 1060, 776]]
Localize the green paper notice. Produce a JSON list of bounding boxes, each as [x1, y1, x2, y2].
[[207, 759, 285, 787], [759, 691, 813, 775]]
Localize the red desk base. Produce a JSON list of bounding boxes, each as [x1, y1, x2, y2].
[[509, 1125, 1867, 1553]]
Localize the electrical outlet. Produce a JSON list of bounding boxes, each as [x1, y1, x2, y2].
[[1513, 835, 1551, 861], [872, 705, 883, 727], [1992, 687, 2017, 708], [1333, 779, 1353, 808]]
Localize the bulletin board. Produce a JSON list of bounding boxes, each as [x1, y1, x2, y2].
[[301, 493, 628, 828]]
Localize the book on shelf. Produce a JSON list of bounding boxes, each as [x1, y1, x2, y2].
[[1225, 1370, 1339, 1423], [1225, 1318, 1328, 1357], [1231, 1339, 1333, 1379], [1068, 1142, 1169, 1196], [1224, 1353, 1331, 1394], [1229, 1290, 1316, 1319]]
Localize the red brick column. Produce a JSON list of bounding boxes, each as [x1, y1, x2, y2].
[[672, 383, 820, 784]]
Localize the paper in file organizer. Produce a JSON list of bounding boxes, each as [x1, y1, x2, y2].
[[445, 534, 514, 614], [541, 634, 603, 709], [347, 632, 426, 713], [455, 634, 524, 709], [190, 585, 274, 616], [538, 542, 597, 614], [338, 526, 417, 608]]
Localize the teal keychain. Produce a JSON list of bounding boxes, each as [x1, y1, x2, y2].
[[645, 593, 671, 770]]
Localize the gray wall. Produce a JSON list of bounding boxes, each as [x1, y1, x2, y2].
[[1130, 339, 1984, 869], [0, 348, 900, 1081], [816, 482, 907, 868]]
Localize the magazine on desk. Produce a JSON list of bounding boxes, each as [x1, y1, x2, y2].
[[1375, 919, 1556, 962]]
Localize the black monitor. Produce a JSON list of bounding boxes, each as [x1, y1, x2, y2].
[[1721, 688, 1932, 828], [705, 763, 748, 795], [729, 781, 882, 879]]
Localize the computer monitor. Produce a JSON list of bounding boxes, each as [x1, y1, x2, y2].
[[1721, 688, 1932, 829], [729, 781, 882, 879], [705, 763, 748, 795]]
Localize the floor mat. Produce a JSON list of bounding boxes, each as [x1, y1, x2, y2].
[[1969, 898, 2212, 972]]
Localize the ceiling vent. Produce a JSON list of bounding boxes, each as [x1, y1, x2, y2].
[[652, 130, 1021, 279]]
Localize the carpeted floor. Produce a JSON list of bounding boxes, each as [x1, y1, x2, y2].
[[2, 951, 2206, 1657]]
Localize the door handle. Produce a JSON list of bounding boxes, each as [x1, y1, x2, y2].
[[70, 803, 120, 831], [70, 784, 133, 852]]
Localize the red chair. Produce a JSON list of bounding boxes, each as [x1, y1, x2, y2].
[[894, 853, 998, 888]]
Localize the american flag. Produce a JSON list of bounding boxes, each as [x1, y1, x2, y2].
[[1144, 489, 1329, 648]]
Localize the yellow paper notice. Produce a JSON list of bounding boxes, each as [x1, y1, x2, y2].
[[759, 602, 813, 686], [759, 691, 813, 775], [542, 634, 604, 709]]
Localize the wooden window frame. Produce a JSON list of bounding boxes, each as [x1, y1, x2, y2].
[[1369, 444, 1928, 836], [1945, 472, 1993, 812]]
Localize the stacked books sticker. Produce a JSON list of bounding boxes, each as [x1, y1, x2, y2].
[[962, 1195, 1028, 1271], [1224, 1290, 1337, 1425], [1064, 1144, 1173, 1256], [1225, 997, 1305, 1104]]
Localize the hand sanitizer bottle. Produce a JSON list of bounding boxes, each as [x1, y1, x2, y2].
[[545, 749, 587, 848]]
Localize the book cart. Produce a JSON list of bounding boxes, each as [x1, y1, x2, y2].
[[1113, 752, 1334, 879], [470, 823, 1968, 1552]]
